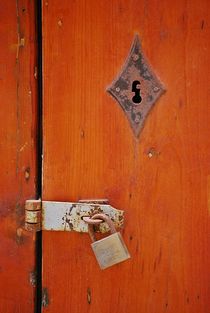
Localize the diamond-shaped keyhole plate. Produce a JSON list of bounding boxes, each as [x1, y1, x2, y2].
[[107, 35, 165, 137]]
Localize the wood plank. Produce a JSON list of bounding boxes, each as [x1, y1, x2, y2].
[[0, 1, 38, 311], [42, 0, 210, 312]]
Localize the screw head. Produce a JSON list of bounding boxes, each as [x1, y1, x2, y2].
[[153, 86, 160, 92], [132, 54, 139, 61]]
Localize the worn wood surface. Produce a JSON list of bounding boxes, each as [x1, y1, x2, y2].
[[42, 0, 210, 312], [0, 1, 38, 311]]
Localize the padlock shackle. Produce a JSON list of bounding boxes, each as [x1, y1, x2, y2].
[[87, 213, 117, 243], [91, 214, 117, 234]]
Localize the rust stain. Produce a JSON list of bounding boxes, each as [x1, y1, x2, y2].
[[16, 203, 24, 217], [16, 227, 28, 245], [43, 201, 124, 233], [16, 227, 24, 245], [15, 203, 25, 229], [62, 204, 76, 230], [42, 287, 50, 307], [16, 202, 25, 222]]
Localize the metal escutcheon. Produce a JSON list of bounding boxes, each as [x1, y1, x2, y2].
[[87, 213, 131, 270]]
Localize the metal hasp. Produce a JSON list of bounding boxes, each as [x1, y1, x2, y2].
[[25, 199, 124, 233], [107, 34, 165, 137]]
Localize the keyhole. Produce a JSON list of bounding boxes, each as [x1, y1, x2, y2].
[[132, 80, 142, 104]]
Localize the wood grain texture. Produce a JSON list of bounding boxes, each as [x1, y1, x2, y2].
[[0, 1, 38, 311], [42, 1, 210, 312]]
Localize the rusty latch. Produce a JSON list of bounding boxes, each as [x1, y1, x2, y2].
[[25, 199, 124, 233]]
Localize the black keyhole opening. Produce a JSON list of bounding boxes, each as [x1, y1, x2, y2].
[[132, 80, 142, 104]]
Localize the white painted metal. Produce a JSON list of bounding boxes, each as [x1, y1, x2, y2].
[[42, 201, 124, 233]]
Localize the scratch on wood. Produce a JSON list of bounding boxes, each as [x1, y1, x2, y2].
[[207, 176, 210, 216], [87, 287, 91, 304], [16, 0, 25, 60], [15, 0, 21, 179]]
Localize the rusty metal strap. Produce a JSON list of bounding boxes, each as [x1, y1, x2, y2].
[[42, 201, 124, 233]]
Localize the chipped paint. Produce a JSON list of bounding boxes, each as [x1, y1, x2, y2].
[[147, 147, 160, 158], [58, 19, 63, 27], [29, 271, 37, 287], [24, 167, 30, 180], [42, 287, 50, 307]]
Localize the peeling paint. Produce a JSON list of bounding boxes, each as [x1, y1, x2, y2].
[[29, 271, 37, 287], [42, 287, 50, 307]]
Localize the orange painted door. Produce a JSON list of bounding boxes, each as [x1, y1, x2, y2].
[[0, 1, 38, 312], [42, 1, 210, 313]]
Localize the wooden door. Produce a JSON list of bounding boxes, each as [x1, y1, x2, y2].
[[42, 1, 210, 312], [0, 1, 38, 312]]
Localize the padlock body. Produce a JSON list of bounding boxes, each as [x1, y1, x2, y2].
[[91, 232, 130, 269]]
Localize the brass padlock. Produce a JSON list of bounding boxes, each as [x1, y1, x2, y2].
[[87, 213, 131, 270]]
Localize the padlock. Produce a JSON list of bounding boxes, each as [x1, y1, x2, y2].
[[87, 213, 131, 270]]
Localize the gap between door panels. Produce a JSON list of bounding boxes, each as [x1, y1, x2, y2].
[[35, 0, 42, 312]]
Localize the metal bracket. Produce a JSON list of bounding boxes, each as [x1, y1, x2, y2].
[[25, 199, 124, 233], [107, 34, 165, 137]]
